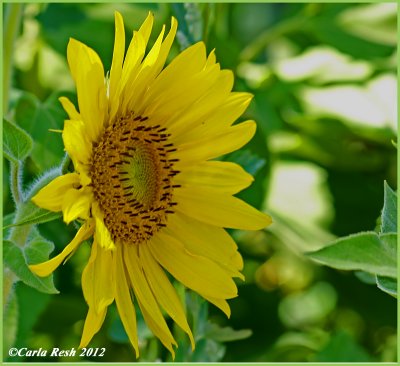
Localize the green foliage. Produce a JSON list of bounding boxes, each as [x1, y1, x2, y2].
[[381, 181, 397, 233], [307, 232, 396, 278], [3, 118, 33, 163], [14, 92, 69, 172], [3, 239, 58, 294], [307, 182, 397, 297]]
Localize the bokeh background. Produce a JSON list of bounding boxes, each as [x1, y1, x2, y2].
[[3, 2, 397, 362]]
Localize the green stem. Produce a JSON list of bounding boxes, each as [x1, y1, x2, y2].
[[9, 161, 23, 205], [3, 268, 16, 311], [3, 3, 23, 113]]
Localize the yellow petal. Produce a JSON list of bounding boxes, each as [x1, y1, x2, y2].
[[32, 173, 80, 212], [63, 119, 92, 166], [171, 121, 256, 166], [29, 219, 94, 277], [114, 244, 139, 357], [124, 244, 177, 356], [140, 244, 195, 350], [128, 17, 178, 116], [175, 92, 253, 143], [167, 70, 234, 138], [174, 186, 272, 230], [145, 42, 207, 105], [59, 96, 80, 120], [62, 187, 93, 224], [149, 231, 238, 299], [67, 38, 107, 142], [175, 161, 253, 194], [145, 62, 220, 125], [202, 296, 231, 318], [164, 212, 244, 275], [92, 202, 115, 250], [79, 306, 107, 348], [109, 11, 125, 108], [81, 240, 114, 313]]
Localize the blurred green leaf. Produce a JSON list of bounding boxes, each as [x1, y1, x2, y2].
[[313, 331, 370, 362], [381, 181, 397, 234], [3, 239, 58, 294], [227, 149, 266, 176], [171, 3, 203, 49], [191, 338, 226, 362], [14, 91, 69, 172], [307, 232, 397, 278], [3, 118, 33, 163], [278, 282, 337, 328], [376, 276, 397, 298], [205, 323, 252, 342]]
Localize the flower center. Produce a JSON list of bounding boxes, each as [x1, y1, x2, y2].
[[90, 113, 180, 244]]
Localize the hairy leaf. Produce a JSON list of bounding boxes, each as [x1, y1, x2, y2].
[[3, 118, 33, 163], [306, 232, 397, 278]]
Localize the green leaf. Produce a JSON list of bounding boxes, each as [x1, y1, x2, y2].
[[313, 330, 370, 362], [14, 91, 69, 172], [4, 202, 62, 229], [306, 232, 397, 278], [3, 118, 33, 163], [172, 3, 203, 49], [381, 181, 397, 234], [3, 239, 59, 294], [205, 323, 252, 342], [376, 276, 397, 297]]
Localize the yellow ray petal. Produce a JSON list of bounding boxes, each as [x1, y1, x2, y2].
[[164, 212, 244, 274], [167, 70, 234, 137], [143, 42, 207, 109], [62, 187, 93, 224], [59, 96, 80, 120], [109, 11, 125, 108], [145, 63, 220, 124], [114, 244, 139, 357], [201, 296, 231, 318], [149, 231, 238, 299], [67, 38, 107, 142], [175, 161, 253, 195], [81, 240, 114, 313], [174, 186, 272, 230], [79, 305, 107, 348], [62, 120, 92, 166], [29, 219, 94, 277], [123, 25, 166, 112], [32, 173, 80, 212], [171, 121, 256, 166], [92, 202, 115, 250], [124, 244, 177, 355], [140, 244, 195, 349], [175, 92, 253, 143]]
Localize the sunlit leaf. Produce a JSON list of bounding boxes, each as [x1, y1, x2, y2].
[[3, 239, 58, 294], [3, 118, 33, 163], [381, 181, 397, 234], [307, 232, 397, 278]]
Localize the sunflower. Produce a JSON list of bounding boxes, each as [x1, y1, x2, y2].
[[29, 11, 272, 357]]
